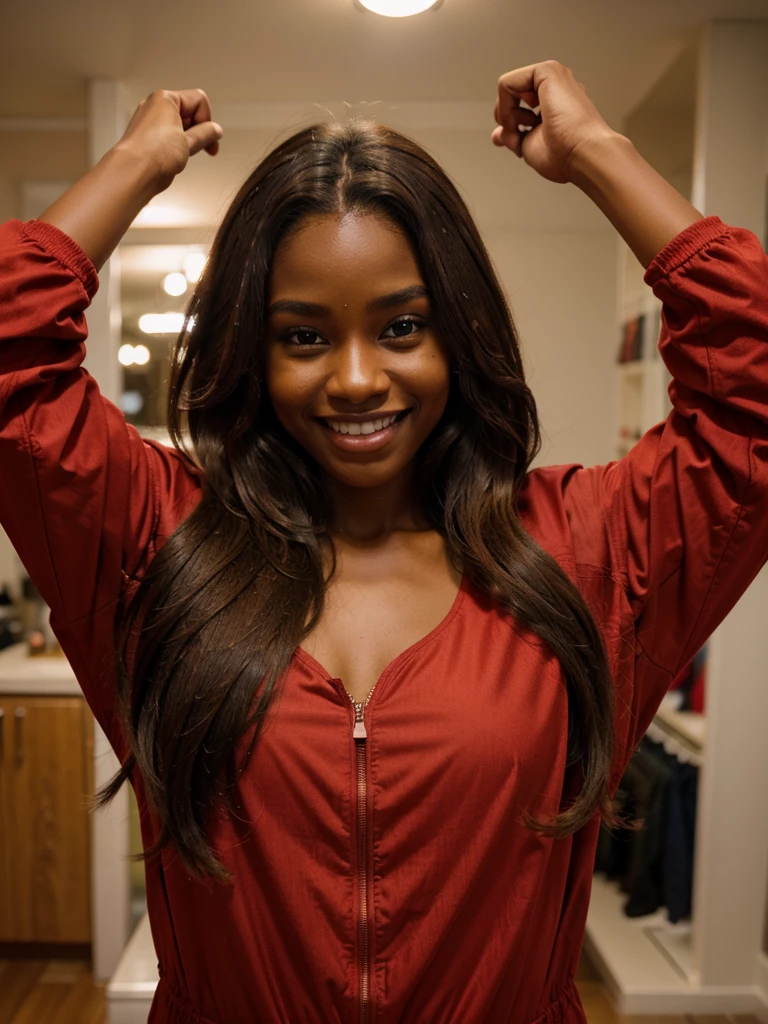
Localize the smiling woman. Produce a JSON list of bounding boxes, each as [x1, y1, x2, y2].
[[5, 65, 765, 1024], [91, 112, 621, 885], [265, 213, 450, 471]]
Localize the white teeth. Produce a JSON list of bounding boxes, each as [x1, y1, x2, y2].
[[327, 413, 398, 435]]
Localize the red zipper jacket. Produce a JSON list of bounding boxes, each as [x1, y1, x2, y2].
[[1, 214, 766, 1023]]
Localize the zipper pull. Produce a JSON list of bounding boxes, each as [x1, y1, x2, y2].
[[352, 702, 367, 739]]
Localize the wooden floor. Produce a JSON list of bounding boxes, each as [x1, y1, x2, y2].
[[0, 958, 106, 1024], [0, 951, 763, 1023]]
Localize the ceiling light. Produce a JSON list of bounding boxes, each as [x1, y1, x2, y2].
[[139, 313, 187, 334], [355, 0, 441, 16], [163, 272, 188, 296], [118, 343, 151, 367], [119, 344, 137, 367], [120, 391, 144, 415]]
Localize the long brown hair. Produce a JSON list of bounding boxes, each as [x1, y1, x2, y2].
[[91, 116, 626, 883]]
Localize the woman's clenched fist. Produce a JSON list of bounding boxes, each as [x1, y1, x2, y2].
[[492, 60, 616, 184], [117, 88, 223, 193]]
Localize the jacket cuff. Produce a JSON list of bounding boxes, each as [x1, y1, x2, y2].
[[20, 218, 100, 299], [644, 215, 731, 286]]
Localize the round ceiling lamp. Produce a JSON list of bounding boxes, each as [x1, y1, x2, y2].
[[354, 0, 442, 16]]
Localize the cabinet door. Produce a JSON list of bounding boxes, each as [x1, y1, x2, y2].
[[0, 698, 12, 939], [4, 696, 92, 943]]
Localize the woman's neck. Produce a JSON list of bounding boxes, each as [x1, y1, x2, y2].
[[322, 466, 431, 545]]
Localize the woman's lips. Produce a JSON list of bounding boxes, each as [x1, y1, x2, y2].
[[316, 409, 412, 452]]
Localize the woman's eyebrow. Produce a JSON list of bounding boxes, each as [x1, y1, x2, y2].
[[267, 284, 430, 317]]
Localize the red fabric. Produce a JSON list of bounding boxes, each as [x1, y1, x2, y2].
[[1, 213, 766, 1023]]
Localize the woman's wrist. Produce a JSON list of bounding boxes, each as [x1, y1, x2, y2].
[[37, 142, 163, 273], [567, 130, 705, 269]]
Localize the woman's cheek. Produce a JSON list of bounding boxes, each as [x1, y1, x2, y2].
[[265, 357, 311, 415]]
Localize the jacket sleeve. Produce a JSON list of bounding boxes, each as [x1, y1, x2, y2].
[[575, 215, 768, 755], [0, 218, 200, 717]]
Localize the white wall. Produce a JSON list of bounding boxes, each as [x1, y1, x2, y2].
[[484, 226, 618, 469]]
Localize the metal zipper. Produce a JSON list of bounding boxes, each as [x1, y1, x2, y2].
[[347, 684, 377, 1024]]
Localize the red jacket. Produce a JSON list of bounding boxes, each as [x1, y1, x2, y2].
[[1, 215, 766, 1024]]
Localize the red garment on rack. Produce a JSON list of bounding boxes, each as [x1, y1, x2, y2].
[[1, 214, 766, 1023]]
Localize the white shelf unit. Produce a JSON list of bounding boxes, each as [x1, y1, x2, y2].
[[615, 213, 670, 460], [615, 317, 670, 459], [584, 24, 768, 1018], [106, 910, 158, 1024]]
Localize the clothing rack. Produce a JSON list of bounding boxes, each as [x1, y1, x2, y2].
[[647, 699, 705, 769]]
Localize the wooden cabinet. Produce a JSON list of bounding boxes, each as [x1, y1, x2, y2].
[[0, 695, 93, 943]]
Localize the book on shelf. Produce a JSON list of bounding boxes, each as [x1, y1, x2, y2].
[[616, 312, 646, 363]]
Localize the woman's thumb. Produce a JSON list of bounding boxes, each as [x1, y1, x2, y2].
[[186, 121, 223, 156]]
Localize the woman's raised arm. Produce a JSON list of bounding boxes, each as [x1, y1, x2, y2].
[[492, 59, 704, 268], [494, 60, 768, 764], [0, 88, 220, 740], [37, 88, 223, 272]]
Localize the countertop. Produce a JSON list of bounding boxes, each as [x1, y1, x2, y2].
[[0, 641, 80, 696]]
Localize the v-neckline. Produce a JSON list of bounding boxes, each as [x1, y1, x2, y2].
[[293, 572, 470, 705]]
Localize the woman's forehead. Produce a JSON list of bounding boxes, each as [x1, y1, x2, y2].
[[269, 212, 421, 290]]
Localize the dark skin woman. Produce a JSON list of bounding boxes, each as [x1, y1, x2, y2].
[[266, 208, 463, 705], [36, 61, 704, 882]]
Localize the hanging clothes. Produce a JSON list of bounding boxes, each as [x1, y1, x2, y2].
[[595, 735, 698, 925], [620, 740, 672, 918]]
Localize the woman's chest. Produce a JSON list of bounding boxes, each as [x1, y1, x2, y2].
[[299, 561, 464, 705], [249, 601, 577, 851]]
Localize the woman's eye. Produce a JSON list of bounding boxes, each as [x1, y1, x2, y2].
[[284, 328, 324, 347], [281, 316, 425, 348], [382, 317, 424, 339]]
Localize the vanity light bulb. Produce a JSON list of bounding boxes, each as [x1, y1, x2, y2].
[[163, 272, 188, 296]]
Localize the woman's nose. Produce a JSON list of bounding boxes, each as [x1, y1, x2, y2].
[[325, 341, 390, 401]]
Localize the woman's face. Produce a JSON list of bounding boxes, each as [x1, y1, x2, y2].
[[265, 211, 452, 489]]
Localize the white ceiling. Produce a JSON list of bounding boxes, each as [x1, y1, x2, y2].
[[4, 0, 768, 120], [7, 0, 768, 332]]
